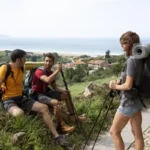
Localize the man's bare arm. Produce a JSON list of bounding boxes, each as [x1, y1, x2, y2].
[[40, 71, 59, 84], [51, 81, 68, 94], [40, 63, 62, 84]]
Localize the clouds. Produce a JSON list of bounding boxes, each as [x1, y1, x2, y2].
[[0, 0, 150, 38]]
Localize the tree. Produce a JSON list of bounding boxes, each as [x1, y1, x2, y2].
[[72, 74, 81, 82], [31, 56, 37, 62], [80, 55, 90, 58], [105, 50, 111, 64], [105, 50, 110, 59], [110, 63, 122, 76], [117, 55, 126, 65], [52, 52, 60, 63], [74, 65, 87, 79], [65, 68, 75, 80]]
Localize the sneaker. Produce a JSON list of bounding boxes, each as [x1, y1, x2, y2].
[[54, 135, 69, 147], [60, 122, 75, 133], [55, 135, 75, 150]]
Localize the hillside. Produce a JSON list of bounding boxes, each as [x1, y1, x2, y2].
[[0, 80, 119, 150]]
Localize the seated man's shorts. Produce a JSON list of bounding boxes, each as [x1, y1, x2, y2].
[[2, 96, 36, 112], [37, 91, 62, 105]]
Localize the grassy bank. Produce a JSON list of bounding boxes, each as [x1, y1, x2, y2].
[[0, 82, 119, 150]]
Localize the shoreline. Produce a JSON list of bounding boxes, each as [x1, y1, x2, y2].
[[0, 49, 124, 57]]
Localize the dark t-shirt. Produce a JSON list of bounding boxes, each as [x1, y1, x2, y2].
[[119, 56, 143, 106], [32, 68, 55, 93]]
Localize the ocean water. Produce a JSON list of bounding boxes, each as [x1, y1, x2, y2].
[[0, 37, 149, 56]]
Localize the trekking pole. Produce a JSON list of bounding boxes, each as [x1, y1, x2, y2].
[[60, 69, 83, 133], [91, 90, 115, 150], [83, 90, 115, 150]]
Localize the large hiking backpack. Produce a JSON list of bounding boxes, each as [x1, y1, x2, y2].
[[136, 56, 150, 98], [132, 44, 150, 99], [23, 66, 46, 97]]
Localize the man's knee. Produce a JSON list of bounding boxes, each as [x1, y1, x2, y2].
[[50, 99, 60, 106], [10, 109, 24, 117], [38, 103, 49, 114]]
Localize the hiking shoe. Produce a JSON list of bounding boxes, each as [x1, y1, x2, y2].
[[55, 135, 75, 150], [54, 135, 69, 147], [60, 121, 75, 133]]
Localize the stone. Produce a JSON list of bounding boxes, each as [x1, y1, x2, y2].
[[12, 132, 26, 144], [83, 87, 92, 97]]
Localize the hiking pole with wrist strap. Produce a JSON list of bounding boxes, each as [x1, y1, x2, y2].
[[60, 69, 83, 133], [83, 90, 115, 150], [91, 90, 115, 150]]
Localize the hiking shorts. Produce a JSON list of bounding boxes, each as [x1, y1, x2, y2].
[[2, 96, 36, 112], [37, 91, 62, 105], [117, 100, 143, 117]]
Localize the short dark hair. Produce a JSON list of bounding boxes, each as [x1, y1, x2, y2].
[[43, 53, 55, 62], [11, 49, 26, 62]]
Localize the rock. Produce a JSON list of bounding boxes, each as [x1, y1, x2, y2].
[[82, 82, 99, 97], [83, 87, 92, 97], [12, 132, 26, 144], [82, 82, 109, 98]]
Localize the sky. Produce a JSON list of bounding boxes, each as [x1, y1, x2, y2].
[[0, 0, 150, 38]]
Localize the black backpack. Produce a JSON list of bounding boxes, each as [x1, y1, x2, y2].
[[136, 56, 150, 98], [132, 44, 150, 99], [23, 66, 46, 97]]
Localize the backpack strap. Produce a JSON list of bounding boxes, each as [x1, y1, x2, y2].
[[3, 64, 23, 90], [4, 64, 12, 90], [21, 66, 24, 72], [38, 66, 47, 75], [30, 66, 47, 92], [38, 66, 48, 93], [0, 64, 22, 102]]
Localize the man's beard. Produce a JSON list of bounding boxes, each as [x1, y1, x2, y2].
[[45, 65, 52, 70]]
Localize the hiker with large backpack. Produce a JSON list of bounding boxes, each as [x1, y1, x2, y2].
[[109, 31, 144, 150], [0, 49, 71, 148], [31, 53, 86, 124]]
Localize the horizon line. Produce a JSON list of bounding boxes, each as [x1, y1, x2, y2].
[[0, 35, 150, 39]]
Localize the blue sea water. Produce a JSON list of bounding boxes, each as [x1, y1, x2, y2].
[[0, 37, 149, 56]]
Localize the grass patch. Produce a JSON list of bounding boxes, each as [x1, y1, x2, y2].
[[68, 82, 90, 96], [0, 51, 5, 56], [69, 76, 118, 96]]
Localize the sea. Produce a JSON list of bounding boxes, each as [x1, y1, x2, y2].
[[0, 37, 149, 56]]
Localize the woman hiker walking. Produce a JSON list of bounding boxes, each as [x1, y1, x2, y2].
[[109, 31, 144, 150]]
